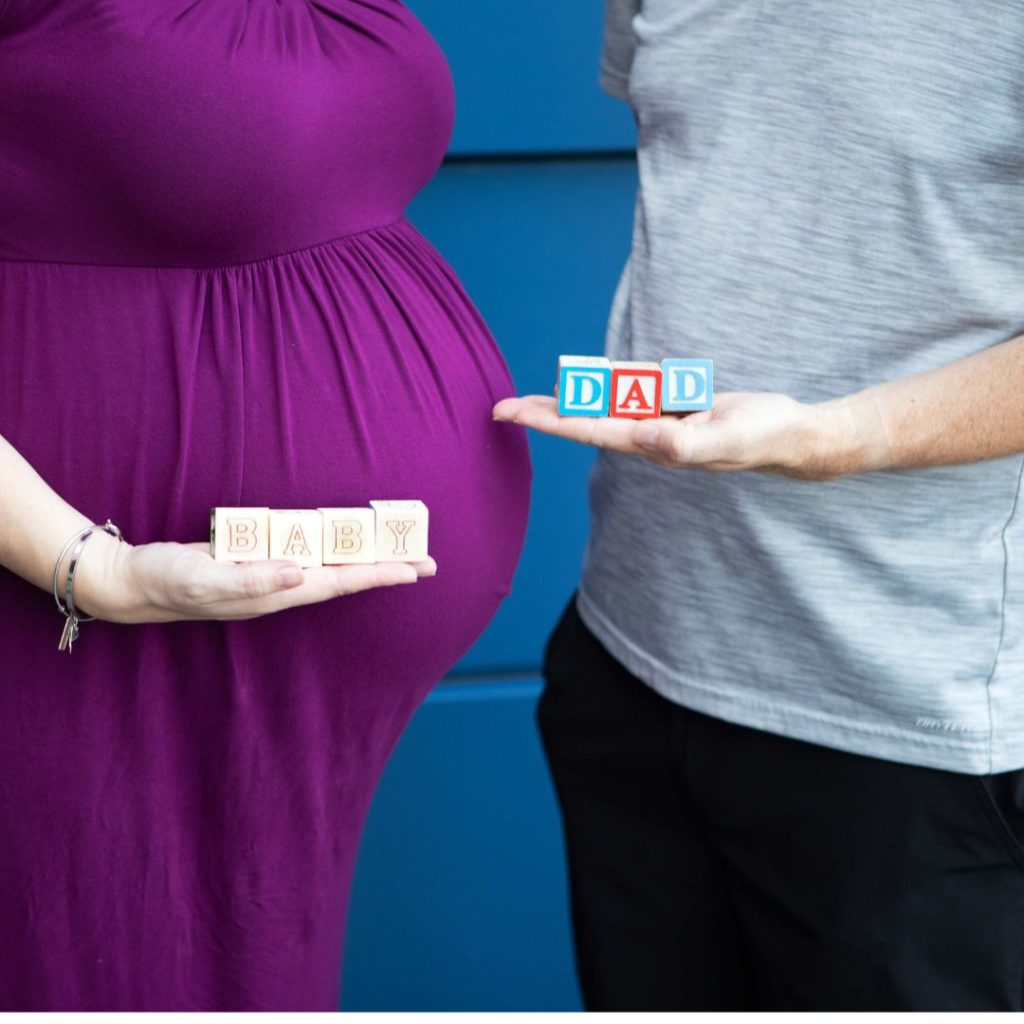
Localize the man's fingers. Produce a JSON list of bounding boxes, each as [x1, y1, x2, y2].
[[493, 395, 561, 427], [495, 394, 647, 451], [494, 393, 721, 462], [493, 395, 563, 421], [493, 396, 538, 421], [634, 419, 717, 464]]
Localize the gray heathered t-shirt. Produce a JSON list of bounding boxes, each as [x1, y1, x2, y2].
[[578, 0, 1024, 773]]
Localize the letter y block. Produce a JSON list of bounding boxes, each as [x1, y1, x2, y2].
[[370, 500, 429, 562]]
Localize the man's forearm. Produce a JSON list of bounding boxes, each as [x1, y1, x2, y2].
[[815, 332, 1024, 477]]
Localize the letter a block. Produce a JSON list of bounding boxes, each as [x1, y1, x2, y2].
[[557, 355, 612, 417], [370, 500, 429, 562], [210, 507, 270, 562], [661, 358, 714, 411], [318, 507, 376, 565], [610, 361, 662, 419], [269, 509, 324, 568]]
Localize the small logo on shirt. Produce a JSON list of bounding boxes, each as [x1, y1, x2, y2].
[[915, 716, 979, 734]]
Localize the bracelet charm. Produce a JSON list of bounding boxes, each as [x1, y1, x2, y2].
[[58, 615, 78, 652], [52, 519, 124, 653]]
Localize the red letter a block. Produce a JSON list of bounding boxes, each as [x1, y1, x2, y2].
[[610, 361, 662, 419]]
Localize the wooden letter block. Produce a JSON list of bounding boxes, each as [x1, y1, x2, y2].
[[269, 509, 323, 568], [370, 500, 429, 562], [661, 358, 714, 411], [318, 507, 376, 565], [557, 355, 612, 417], [210, 507, 270, 562], [610, 361, 663, 419]]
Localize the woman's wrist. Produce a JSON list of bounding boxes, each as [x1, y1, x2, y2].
[[70, 529, 136, 621]]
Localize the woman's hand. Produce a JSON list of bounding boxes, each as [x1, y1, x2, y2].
[[493, 392, 866, 481], [73, 533, 436, 624]]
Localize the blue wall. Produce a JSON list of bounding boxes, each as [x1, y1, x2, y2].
[[341, 1, 638, 1010], [414, 0, 636, 155], [341, 681, 580, 1011]]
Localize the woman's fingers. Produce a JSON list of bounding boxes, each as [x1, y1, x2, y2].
[[149, 544, 436, 620], [271, 559, 434, 604], [204, 560, 435, 618], [198, 557, 311, 603]]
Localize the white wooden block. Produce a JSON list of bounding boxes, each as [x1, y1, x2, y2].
[[370, 500, 429, 562], [318, 507, 376, 565], [210, 507, 270, 562], [269, 509, 324, 568]]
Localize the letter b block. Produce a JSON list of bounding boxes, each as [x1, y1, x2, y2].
[[370, 500, 429, 562], [557, 355, 611, 417], [269, 509, 324, 568], [610, 361, 662, 419], [318, 507, 376, 564], [210, 507, 270, 562], [662, 358, 714, 411]]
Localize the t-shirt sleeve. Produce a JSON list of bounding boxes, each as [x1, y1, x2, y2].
[[600, 0, 640, 101]]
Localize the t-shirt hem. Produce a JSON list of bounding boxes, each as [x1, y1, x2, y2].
[[576, 589, 1017, 775]]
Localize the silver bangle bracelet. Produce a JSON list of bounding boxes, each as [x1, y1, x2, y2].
[[52, 519, 124, 652]]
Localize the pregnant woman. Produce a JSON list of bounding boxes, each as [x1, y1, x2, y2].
[[0, 0, 530, 1010]]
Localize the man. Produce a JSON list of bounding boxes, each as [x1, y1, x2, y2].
[[495, 0, 1024, 1011]]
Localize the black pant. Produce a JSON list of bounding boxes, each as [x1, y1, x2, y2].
[[538, 597, 1024, 1011]]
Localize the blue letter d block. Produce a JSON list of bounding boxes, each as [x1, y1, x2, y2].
[[661, 358, 714, 411], [558, 365, 611, 416]]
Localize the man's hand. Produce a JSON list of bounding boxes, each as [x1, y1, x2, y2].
[[496, 334, 1024, 480], [493, 392, 865, 481]]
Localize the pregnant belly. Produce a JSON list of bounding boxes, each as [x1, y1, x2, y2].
[[0, 219, 531, 691]]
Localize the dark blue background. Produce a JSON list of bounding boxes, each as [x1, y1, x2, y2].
[[341, 2, 637, 1009]]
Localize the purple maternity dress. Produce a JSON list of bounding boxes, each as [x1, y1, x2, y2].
[[0, 0, 530, 1009]]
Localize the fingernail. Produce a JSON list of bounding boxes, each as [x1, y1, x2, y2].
[[276, 567, 304, 588], [635, 424, 661, 450]]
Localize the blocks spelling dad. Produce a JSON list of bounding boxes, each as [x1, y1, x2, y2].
[[211, 501, 428, 567], [557, 356, 713, 418]]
